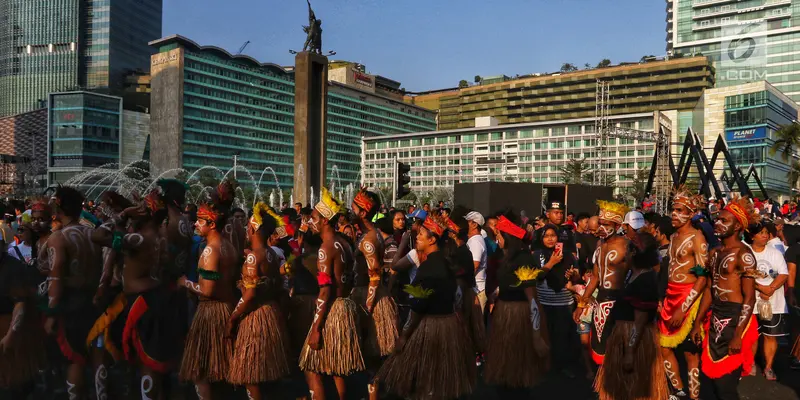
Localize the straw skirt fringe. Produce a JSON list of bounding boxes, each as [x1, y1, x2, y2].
[[228, 303, 291, 384], [484, 300, 549, 388], [351, 286, 398, 358], [299, 297, 365, 376], [461, 288, 486, 353], [376, 313, 476, 400], [594, 321, 668, 400], [0, 310, 47, 388], [179, 300, 233, 383]]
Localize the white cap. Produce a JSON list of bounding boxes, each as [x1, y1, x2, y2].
[[464, 211, 485, 226], [623, 211, 645, 230]]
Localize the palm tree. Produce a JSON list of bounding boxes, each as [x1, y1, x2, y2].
[[558, 158, 590, 184], [788, 160, 800, 189], [560, 63, 578, 73], [771, 122, 800, 161]]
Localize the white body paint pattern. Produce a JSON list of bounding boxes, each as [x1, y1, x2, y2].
[[454, 286, 463, 310], [681, 289, 699, 313], [664, 360, 680, 388], [313, 298, 325, 324], [601, 249, 618, 289], [201, 247, 212, 266], [689, 368, 700, 398], [713, 316, 732, 343], [628, 326, 638, 347], [179, 219, 192, 238], [95, 364, 108, 400], [333, 242, 345, 263], [529, 298, 541, 331], [10, 305, 24, 332], [195, 384, 204, 400], [125, 233, 144, 248], [672, 211, 690, 226], [593, 300, 615, 341], [317, 249, 327, 263], [67, 380, 77, 400], [233, 298, 245, 315], [712, 253, 736, 301], [669, 234, 695, 283], [185, 280, 201, 293], [245, 253, 257, 273], [739, 304, 752, 326], [141, 375, 154, 400], [247, 388, 255, 400]]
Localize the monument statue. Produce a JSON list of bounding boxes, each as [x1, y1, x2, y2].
[[302, 0, 322, 54]]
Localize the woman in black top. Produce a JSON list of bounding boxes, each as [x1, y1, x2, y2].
[[485, 228, 550, 393], [376, 216, 475, 399], [594, 233, 669, 400]]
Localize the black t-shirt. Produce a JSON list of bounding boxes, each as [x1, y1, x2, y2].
[[785, 244, 800, 301], [451, 244, 476, 289], [575, 231, 598, 273], [409, 251, 456, 315], [612, 269, 659, 322]]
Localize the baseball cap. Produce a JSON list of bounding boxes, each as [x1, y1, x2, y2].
[[623, 211, 645, 231], [464, 211, 485, 226], [548, 201, 564, 210], [409, 209, 427, 220]]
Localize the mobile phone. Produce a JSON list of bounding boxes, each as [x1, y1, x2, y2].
[[555, 242, 563, 255]]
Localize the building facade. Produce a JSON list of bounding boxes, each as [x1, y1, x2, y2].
[[148, 35, 436, 189], [0, 108, 47, 195], [403, 57, 714, 130], [691, 81, 800, 196], [47, 91, 149, 188], [0, 0, 162, 117], [667, 0, 800, 102], [362, 113, 663, 195]]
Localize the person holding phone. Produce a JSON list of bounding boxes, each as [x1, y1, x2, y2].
[[534, 223, 579, 377]]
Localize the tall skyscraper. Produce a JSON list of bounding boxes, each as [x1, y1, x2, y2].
[[0, 0, 162, 117], [667, 0, 800, 102]]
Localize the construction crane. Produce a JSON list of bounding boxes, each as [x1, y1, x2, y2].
[[237, 41, 251, 55], [594, 80, 672, 214]]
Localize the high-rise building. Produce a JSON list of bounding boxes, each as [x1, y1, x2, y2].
[[403, 57, 715, 130], [0, 0, 162, 117], [667, 0, 800, 102], [148, 35, 436, 189]]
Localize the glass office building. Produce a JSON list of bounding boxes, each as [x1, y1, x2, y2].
[[149, 35, 436, 189], [0, 0, 162, 117], [667, 0, 800, 102]]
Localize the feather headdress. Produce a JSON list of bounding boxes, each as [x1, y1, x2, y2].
[[597, 200, 629, 224], [314, 187, 341, 221]]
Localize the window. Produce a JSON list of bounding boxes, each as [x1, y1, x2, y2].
[[505, 131, 518, 139], [519, 130, 533, 138], [424, 138, 435, 145], [533, 128, 548, 138], [491, 132, 502, 140], [567, 125, 581, 135], [551, 142, 564, 149], [477, 133, 489, 141], [436, 137, 448, 144]]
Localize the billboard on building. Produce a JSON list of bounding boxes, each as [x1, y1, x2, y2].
[[725, 126, 766, 142], [719, 21, 767, 86]]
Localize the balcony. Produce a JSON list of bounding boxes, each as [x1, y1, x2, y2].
[[692, 10, 791, 31], [692, 0, 739, 8], [692, 0, 791, 20]]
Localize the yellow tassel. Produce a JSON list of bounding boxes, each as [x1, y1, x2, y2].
[[403, 284, 434, 299], [86, 293, 127, 349], [512, 266, 544, 287]]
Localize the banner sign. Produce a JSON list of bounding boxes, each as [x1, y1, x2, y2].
[[725, 126, 766, 141]]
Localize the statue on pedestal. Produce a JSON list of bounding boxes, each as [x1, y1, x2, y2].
[[302, 0, 322, 54]]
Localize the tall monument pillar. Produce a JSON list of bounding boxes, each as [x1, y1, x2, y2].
[[293, 51, 328, 206]]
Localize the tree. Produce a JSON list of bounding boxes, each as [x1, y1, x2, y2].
[[626, 168, 650, 202], [560, 63, 578, 73], [458, 80, 469, 88], [789, 160, 800, 190], [558, 158, 590, 184], [474, 75, 482, 83], [583, 63, 592, 70], [584, 171, 617, 187], [771, 122, 800, 162], [596, 59, 611, 68]]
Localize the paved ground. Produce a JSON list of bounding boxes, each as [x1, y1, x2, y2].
[[23, 347, 800, 399]]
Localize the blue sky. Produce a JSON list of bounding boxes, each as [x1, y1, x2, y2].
[[163, 0, 666, 92]]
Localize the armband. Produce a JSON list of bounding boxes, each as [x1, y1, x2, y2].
[[197, 268, 221, 281], [369, 276, 381, 282], [689, 265, 708, 277], [741, 269, 767, 279], [111, 231, 124, 252], [317, 271, 333, 287]]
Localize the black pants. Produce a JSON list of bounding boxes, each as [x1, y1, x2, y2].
[[543, 304, 579, 371], [700, 367, 741, 400]]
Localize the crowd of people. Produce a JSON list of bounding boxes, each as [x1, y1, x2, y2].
[[0, 181, 797, 400]]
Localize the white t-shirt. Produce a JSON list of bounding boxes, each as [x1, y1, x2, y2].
[[751, 245, 789, 314], [768, 237, 786, 255], [406, 249, 420, 283], [8, 242, 32, 265], [467, 234, 488, 292]]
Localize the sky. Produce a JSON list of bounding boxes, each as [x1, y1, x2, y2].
[[163, 0, 667, 92]]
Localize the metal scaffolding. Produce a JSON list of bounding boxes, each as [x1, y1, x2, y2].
[[595, 80, 672, 214]]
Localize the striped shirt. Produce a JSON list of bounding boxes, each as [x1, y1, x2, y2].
[[537, 279, 575, 306]]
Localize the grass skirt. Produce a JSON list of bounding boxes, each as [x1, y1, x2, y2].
[[594, 321, 668, 400], [299, 297, 365, 376], [484, 300, 549, 388], [377, 313, 476, 399], [289, 294, 318, 357], [462, 288, 486, 353], [0, 309, 47, 388], [228, 303, 291, 384], [179, 300, 233, 382], [351, 286, 399, 358]]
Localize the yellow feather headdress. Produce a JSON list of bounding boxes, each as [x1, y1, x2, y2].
[[314, 187, 341, 221], [597, 200, 629, 224], [250, 202, 269, 231], [512, 266, 545, 287]]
